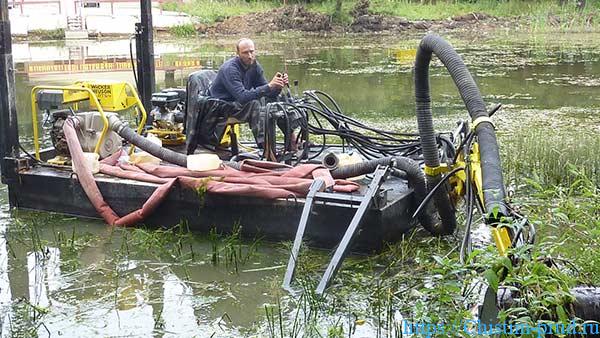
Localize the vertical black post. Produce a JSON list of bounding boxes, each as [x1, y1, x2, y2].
[[0, 0, 21, 206], [135, 0, 155, 121]]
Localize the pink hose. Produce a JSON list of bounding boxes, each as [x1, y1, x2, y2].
[[63, 117, 359, 226], [64, 118, 174, 227]]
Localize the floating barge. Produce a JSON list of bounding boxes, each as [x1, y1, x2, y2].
[[13, 153, 416, 252], [0, 0, 424, 255]]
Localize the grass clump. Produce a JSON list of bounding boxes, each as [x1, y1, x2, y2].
[[207, 223, 260, 272], [162, 0, 276, 24], [168, 23, 197, 38], [123, 222, 197, 262], [502, 129, 600, 187]]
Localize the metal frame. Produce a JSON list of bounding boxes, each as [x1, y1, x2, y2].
[[30, 83, 147, 160]]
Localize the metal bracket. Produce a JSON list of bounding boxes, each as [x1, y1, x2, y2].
[[424, 163, 449, 176], [315, 165, 389, 294], [282, 178, 326, 290], [281, 165, 391, 294], [471, 116, 495, 131], [1, 156, 25, 184]]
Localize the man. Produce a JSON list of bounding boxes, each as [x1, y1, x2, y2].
[[208, 38, 290, 148]]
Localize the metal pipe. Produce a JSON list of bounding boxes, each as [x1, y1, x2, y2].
[[135, 0, 155, 117], [0, 0, 21, 206]]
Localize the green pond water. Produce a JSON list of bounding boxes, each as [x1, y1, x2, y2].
[[1, 31, 600, 337]]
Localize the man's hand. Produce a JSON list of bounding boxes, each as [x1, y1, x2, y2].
[[268, 72, 285, 90], [282, 73, 289, 86]]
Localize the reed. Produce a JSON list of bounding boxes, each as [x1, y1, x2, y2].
[[501, 129, 600, 188]]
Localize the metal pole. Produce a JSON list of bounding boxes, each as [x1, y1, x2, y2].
[[0, 0, 21, 206], [135, 0, 155, 120]]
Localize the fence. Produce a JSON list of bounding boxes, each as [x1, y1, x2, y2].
[[9, 0, 62, 14], [9, 0, 183, 16], [73, 0, 183, 16]]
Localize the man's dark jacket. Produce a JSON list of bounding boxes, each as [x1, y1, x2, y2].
[[209, 56, 279, 105]]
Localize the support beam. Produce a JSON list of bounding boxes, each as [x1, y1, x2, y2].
[[135, 0, 155, 119], [0, 0, 21, 206]]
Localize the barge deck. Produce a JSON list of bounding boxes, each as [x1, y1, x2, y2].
[[14, 161, 417, 252]]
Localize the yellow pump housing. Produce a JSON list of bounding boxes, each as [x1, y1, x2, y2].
[[31, 81, 146, 160], [62, 81, 140, 112]]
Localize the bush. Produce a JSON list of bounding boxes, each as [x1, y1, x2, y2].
[[28, 28, 65, 41], [169, 23, 197, 38]]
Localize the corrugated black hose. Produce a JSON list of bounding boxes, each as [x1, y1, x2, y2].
[[112, 120, 241, 171], [415, 34, 507, 235], [331, 156, 437, 230], [110, 117, 188, 167]]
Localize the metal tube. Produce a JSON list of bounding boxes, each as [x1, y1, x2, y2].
[[0, 0, 21, 206], [136, 0, 155, 117]]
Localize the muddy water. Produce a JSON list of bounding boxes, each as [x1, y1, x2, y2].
[[2, 32, 600, 336]]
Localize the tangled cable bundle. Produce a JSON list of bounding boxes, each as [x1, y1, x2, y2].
[[273, 90, 423, 162]]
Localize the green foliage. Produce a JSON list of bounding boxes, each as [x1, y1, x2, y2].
[[305, 0, 354, 24], [166, 0, 600, 31], [498, 243, 578, 330], [514, 168, 600, 283], [370, 0, 599, 24], [162, 0, 277, 24], [28, 28, 65, 41], [207, 222, 260, 272], [502, 129, 600, 187], [125, 222, 197, 262], [168, 23, 197, 38]]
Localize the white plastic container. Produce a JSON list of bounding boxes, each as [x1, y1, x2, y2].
[[72, 152, 100, 174], [187, 153, 222, 172]]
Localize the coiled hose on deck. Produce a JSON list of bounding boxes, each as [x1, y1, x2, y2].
[[331, 156, 436, 230], [415, 34, 507, 234]]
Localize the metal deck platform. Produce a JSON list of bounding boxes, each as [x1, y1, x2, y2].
[[13, 163, 417, 252]]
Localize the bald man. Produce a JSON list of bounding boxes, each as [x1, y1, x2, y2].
[[209, 38, 289, 148]]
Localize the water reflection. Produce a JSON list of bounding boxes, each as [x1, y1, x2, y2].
[[0, 224, 12, 337], [161, 273, 200, 337]]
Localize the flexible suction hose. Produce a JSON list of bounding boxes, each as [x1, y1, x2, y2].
[[415, 34, 507, 234], [108, 115, 188, 167], [331, 156, 436, 230]]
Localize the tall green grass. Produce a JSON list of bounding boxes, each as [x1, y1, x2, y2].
[[162, 0, 277, 24], [168, 23, 197, 38], [369, 0, 595, 19], [502, 129, 600, 187]]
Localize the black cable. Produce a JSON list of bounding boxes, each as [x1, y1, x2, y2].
[[460, 136, 476, 264], [18, 143, 42, 164], [249, 90, 432, 164], [298, 100, 421, 159], [412, 166, 465, 219], [129, 35, 139, 90]]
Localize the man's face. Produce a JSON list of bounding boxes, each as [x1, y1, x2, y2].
[[237, 40, 256, 67]]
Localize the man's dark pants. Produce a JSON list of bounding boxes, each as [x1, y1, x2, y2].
[[187, 97, 301, 154]]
